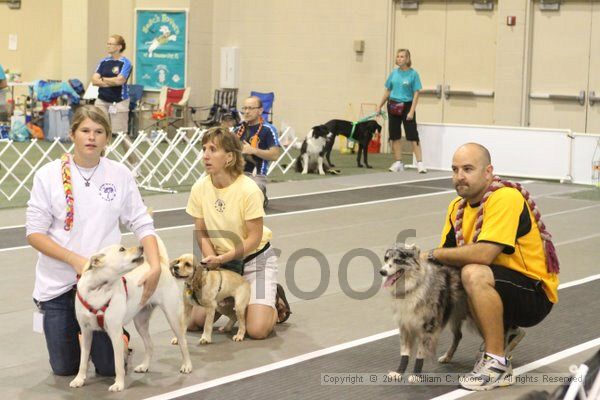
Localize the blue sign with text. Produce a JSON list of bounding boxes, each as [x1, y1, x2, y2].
[[135, 10, 186, 91]]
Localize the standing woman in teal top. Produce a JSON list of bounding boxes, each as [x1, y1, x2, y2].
[[377, 49, 427, 173]]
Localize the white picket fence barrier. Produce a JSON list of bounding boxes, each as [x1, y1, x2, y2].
[[0, 125, 298, 202], [0, 136, 74, 201], [0, 128, 206, 201]]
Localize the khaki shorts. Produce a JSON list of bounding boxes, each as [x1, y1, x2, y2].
[[95, 98, 130, 134], [243, 247, 278, 308]]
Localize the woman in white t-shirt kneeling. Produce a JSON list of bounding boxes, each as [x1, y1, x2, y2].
[[26, 105, 161, 376]]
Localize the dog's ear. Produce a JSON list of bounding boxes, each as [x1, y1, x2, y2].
[[85, 254, 105, 271], [405, 243, 421, 257]]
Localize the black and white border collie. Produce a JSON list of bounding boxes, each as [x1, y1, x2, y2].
[[295, 125, 332, 175]]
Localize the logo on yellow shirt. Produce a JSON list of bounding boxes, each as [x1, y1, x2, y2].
[[214, 199, 225, 213]]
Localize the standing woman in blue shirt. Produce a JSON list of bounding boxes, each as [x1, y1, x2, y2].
[[377, 49, 426, 173], [91, 35, 132, 135]]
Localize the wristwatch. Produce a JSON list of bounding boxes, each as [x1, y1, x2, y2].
[[427, 249, 440, 264]]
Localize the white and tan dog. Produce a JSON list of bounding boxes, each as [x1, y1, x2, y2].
[[169, 254, 250, 344], [69, 237, 192, 392]]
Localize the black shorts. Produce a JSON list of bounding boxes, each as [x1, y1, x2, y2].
[[387, 101, 419, 142], [490, 265, 553, 328]]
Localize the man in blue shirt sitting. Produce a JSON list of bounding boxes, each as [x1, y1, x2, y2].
[[234, 96, 281, 208]]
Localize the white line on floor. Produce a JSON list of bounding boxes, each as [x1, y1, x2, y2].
[[0, 189, 457, 253], [0, 244, 29, 253], [144, 275, 600, 400], [144, 181, 584, 224], [545, 204, 600, 217], [558, 273, 600, 290], [2, 188, 598, 254], [430, 337, 600, 400], [270, 175, 453, 200], [266, 189, 457, 217], [555, 232, 600, 247], [0, 176, 454, 232], [144, 330, 400, 400]]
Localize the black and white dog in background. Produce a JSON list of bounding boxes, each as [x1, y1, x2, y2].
[[295, 119, 382, 174], [295, 125, 332, 175]]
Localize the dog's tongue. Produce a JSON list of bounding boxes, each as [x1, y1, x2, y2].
[[383, 271, 402, 288]]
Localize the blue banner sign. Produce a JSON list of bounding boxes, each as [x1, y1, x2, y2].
[[135, 10, 187, 91]]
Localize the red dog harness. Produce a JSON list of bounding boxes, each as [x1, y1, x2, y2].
[[76, 277, 128, 330]]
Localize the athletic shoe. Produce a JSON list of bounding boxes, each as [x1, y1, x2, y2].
[[476, 326, 526, 361], [417, 161, 427, 173], [505, 326, 526, 355], [459, 354, 515, 391], [389, 161, 404, 172]]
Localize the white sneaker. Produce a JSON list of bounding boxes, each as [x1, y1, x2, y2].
[[459, 354, 514, 391], [417, 161, 427, 173], [389, 161, 404, 172]]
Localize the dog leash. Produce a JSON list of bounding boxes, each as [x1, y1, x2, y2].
[[76, 276, 128, 330], [348, 111, 386, 144], [186, 263, 203, 305]]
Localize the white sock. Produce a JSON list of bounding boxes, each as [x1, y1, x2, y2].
[[485, 352, 507, 365]]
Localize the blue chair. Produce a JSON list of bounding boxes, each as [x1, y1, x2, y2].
[[250, 91, 274, 123], [128, 84, 144, 137]]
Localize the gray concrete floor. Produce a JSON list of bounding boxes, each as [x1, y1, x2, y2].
[[0, 170, 598, 399]]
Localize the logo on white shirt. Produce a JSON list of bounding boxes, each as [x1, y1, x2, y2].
[[99, 183, 117, 202]]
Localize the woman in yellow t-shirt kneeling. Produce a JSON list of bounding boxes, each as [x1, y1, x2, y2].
[[186, 127, 290, 339]]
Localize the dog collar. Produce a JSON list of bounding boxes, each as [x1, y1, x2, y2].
[[185, 270, 223, 306], [185, 281, 202, 306], [76, 276, 128, 330]]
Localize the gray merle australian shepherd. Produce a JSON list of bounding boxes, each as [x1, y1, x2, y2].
[[380, 243, 469, 380]]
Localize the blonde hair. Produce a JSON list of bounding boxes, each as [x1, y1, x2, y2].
[[110, 34, 126, 52], [397, 48, 412, 68], [201, 126, 245, 177]]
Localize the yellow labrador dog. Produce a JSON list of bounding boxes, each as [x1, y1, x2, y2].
[[70, 237, 192, 392], [169, 254, 250, 344]]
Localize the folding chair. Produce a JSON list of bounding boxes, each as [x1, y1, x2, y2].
[[144, 86, 191, 131], [191, 88, 239, 128], [127, 84, 144, 137], [267, 123, 298, 175], [250, 91, 274, 123]]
